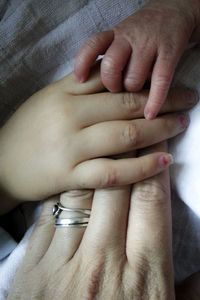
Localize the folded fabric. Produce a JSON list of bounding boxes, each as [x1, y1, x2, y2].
[[0, 228, 17, 260]]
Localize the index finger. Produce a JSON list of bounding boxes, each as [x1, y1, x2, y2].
[[144, 50, 180, 120]]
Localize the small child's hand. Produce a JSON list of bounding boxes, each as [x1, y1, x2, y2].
[[74, 0, 200, 119], [0, 65, 196, 213]]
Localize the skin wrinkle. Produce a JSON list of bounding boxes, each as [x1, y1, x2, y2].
[[121, 122, 139, 149], [81, 259, 105, 300], [121, 93, 142, 115]]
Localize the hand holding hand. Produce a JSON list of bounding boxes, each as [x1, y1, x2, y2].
[[0, 65, 195, 213], [8, 142, 176, 299]]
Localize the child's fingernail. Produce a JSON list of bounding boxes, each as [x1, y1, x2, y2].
[[158, 154, 173, 168], [186, 89, 199, 106], [178, 113, 189, 129]]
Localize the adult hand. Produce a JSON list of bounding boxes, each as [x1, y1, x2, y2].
[[8, 142, 176, 299], [74, 0, 200, 119], [0, 64, 194, 214]]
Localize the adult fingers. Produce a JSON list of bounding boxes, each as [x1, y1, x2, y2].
[[70, 152, 173, 189], [46, 190, 93, 264], [74, 31, 114, 82], [124, 46, 155, 92], [57, 61, 105, 95], [101, 37, 132, 92], [144, 47, 182, 120], [75, 88, 197, 127], [80, 185, 131, 257], [78, 113, 188, 159], [21, 197, 57, 270], [126, 142, 174, 290]]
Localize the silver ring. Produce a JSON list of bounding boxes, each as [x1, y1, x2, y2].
[[55, 218, 90, 227], [53, 203, 91, 228], [53, 203, 91, 217]]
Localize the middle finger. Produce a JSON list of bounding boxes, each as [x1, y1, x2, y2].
[[78, 113, 188, 160]]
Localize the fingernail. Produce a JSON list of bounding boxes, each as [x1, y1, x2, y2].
[[74, 72, 84, 83], [158, 154, 173, 168], [144, 109, 155, 120], [186, 89, 199, 106], [178, 113, 189, 129]]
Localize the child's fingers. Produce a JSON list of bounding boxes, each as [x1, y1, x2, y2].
[[70, 152, 173, 189], [144, 51, 180, 120], [124, 47, 155, 92], [79, 113, 188, 159], [76, 88, 197, 127], [74, 31, 114, 82], [101, 38, 132, 92]]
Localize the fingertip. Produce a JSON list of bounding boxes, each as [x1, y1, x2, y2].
[[73, 71, 86, 83], [158, 154, 174, 169], [144, 106, 158, 120]]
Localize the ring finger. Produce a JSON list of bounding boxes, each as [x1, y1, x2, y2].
[[47, 190, 93, 263]]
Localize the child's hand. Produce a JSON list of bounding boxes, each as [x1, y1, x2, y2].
[[74, 0, 200, 119], [0, 65, 195, 213]]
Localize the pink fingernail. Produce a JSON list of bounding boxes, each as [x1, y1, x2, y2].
[[158, 154, 173, 168]]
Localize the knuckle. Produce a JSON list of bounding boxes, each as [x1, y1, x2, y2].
[[121, 93, 142, 113], [84, 34, 102, 50], [121, 122, 139, 148], [124, 74, 143, 91], [161, 41, 177, 59], [102, 165, 119, 187], [101, 56, 120, 77], [134, 181, 169, 206], [153, 74, 171, 93]]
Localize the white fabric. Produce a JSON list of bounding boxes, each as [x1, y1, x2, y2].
[[0, 228, 17, 260], [0, 0, 200, 298]]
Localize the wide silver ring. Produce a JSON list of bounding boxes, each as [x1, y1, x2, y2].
[[55, 217, 90, 227], [53, 203, 91, 228]]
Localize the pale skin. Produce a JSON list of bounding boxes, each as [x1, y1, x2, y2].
[[7, 142, 200, 299], [8, 142, 175, 300], [0, 64, 197, 214], [74, 0, 200, 119]]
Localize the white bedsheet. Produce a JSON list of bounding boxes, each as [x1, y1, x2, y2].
[[0, 0, 200, 298]]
